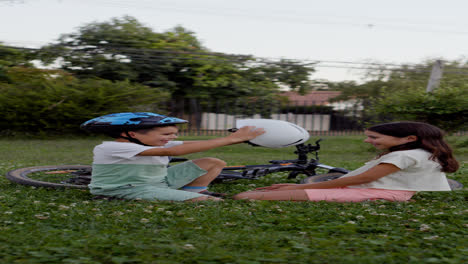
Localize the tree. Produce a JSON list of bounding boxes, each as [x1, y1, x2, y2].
[[372, 60, 468, 133], [38, 16, 189, 85], [328, 61, 444, 104], [340, 59, 468, 132], [0, 67, 169, 134], [372, 84, 468, 133], [320, 59, 468, 132], [37, 16, 315, 103], [258, 59, 316, 95], [0, 43, 34, 82]]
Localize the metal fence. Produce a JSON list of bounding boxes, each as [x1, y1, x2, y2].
[[158, 99, 366, 136]]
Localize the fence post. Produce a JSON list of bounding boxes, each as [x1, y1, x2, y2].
[[426, 60, 444, 92]]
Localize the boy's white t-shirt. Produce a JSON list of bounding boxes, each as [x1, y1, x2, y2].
[[341, 149, 451, 191], [92, 141, 183, 165], [89, 141, 184, 190]]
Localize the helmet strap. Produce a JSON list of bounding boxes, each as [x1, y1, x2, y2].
[[119, 131, 151, 146]]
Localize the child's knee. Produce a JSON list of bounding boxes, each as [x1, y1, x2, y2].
[[208, 157, 227, 167], [195, 157, 226, 168]]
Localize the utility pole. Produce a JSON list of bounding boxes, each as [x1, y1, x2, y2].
[[426, 60, 444, 92]]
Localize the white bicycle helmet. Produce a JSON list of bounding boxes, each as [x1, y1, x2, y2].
[[236, 119, 310, 148]]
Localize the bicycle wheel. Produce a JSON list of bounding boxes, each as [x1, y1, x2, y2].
[[300, 172, 345, 184], [447, 179, 463, 190], [6, 165, 92, 189]]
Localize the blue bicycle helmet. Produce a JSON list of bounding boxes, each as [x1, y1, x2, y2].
[[81, 112, 187, 145]]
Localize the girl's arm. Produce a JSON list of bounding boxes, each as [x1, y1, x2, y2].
[[138, 126, 265, 156], [256, 163, 400, 191]]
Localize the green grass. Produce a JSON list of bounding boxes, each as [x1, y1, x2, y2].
[[0, 136, 467, 264]]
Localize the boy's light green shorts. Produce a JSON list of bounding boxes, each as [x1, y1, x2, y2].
[[91, 161, 208, 201]]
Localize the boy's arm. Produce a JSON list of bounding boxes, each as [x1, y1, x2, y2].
[[138, 126, 264, 156]]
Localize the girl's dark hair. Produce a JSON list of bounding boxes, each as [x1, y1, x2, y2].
[[367, 121, 459, 173]]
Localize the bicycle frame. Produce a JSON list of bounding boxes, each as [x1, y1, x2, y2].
[[216, 140, 348, 181]]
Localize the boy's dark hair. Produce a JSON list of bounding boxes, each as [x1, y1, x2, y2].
[[107, 126, 166, 139], [367, 121, 459, 173], [110, 124, 177, 146]]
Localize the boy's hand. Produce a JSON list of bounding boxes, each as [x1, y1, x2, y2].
[[228, 126, 265, 143]]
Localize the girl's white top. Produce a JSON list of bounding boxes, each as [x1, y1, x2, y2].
[[342, 149, 451, 191]]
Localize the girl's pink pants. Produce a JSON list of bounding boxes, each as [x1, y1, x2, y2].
[[304, 188, 415, 202]]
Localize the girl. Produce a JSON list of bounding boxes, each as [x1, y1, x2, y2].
[[233, 121, 459, 202]]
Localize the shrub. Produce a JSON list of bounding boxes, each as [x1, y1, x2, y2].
[[0, 67, 169, 134], [372, 84, 468, 133]]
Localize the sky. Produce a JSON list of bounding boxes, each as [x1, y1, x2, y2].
[[1, 0, 468, 81]]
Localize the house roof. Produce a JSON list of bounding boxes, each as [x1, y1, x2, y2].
[[280, 91, 341, 105]]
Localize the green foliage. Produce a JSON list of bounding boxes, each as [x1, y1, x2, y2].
[[0, 43, 34, 82], [0, 67, 169, 134], [174, 55, 281, 102], [372, 84, 468, 133], [36, 16, 315, 104], [38, 16, 184, 84], [258, 59, 316, 95], [329, 60, 468, 103], [327, 60, 468, 131], [0, 43, 34, 67]]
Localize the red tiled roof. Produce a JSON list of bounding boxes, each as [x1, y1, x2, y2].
[[280, 91, 341, 105]]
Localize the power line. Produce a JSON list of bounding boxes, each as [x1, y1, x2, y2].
[[87, 0, 468, 36], [17, 44, 464, 68], [4, 45, 468, 76]]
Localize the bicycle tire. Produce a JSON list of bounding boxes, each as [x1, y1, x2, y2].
[[6, 164, 286, 187], [6, 165, 92, 189], [300, 172, 346, 184], [447, 179, 464, 190]]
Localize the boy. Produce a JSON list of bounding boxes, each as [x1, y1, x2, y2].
[[81, 112, 265, 202]]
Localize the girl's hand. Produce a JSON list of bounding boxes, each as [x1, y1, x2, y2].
[[228, 126, 265, 143], [255, 184, 302, 191]]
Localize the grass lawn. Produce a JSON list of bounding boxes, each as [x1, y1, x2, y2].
[[0, 136, 467, 264]]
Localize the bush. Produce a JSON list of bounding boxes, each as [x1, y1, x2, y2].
[[0, 67, 169, 134], [372, 84, 468, 133]]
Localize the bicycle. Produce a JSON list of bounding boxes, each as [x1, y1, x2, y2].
[[5, 139, 463, 190], [5, 139, 350, 189]]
